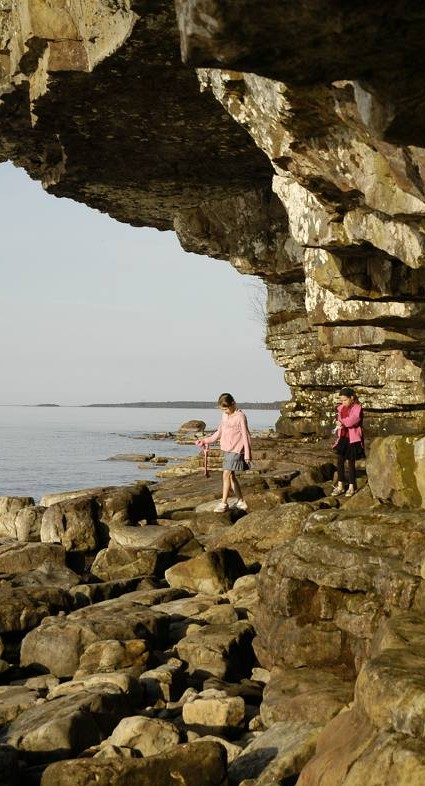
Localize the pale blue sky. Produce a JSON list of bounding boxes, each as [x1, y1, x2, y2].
[[0, 161, 287, 405]]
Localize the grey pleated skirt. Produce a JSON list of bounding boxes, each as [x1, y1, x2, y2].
[[222, 451, 249, 471]]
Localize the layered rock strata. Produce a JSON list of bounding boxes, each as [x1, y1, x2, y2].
[[3, 3, 425, 431]]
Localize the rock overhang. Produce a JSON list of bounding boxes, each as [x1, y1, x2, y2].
[[3, 1, 425, 433]]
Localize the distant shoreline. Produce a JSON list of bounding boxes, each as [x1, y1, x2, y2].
[[30, 401, 282, 410], [86, 401, 281, 410]]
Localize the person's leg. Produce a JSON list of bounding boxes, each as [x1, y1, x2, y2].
[[231, 472, 243, 500], [332, 455, 345, 494], [346, 458, 357, 494], [222, 470, 232, 503]]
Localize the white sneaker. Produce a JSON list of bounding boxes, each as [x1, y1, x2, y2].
[[214, 502, 229, 513], [235, 499, 248, 511]]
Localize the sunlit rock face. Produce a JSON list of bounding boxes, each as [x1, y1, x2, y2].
[[3, 1, 425, 433]]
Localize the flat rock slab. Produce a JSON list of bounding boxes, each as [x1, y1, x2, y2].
[[209, 503, 312, 566], [20, 596, 168, 677], [41, 741, 228, 786], [260, 666, 354, 727], [110, 523, 192, 550], [229, 720, 321, 784], [0, 542, 66, 574]]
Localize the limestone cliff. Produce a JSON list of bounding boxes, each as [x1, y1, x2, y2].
[[2, 1, 425, 434]]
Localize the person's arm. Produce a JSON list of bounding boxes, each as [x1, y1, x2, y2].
[[340, 404, 362, 428], [240, 412, 252, 461], [196, 423, 222, 446]]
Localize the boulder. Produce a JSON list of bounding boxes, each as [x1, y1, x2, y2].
[[107, 716, 180, 756], [90, 544, 172, 581], [151, 595, 225, 644], [366, 434, 425, 508], [208, 503, 312, 566], [229, 720, 321, 784], [182, 691, 245, 734], [165, 549, 247, 594], [47, 673, 138, 700], [75, 639, 150, 678], [0, 541, 65, 574], [191, 735, 242, 764], [0, 585, 72, 634], [176, 621, 254, 680], [225, 575, 259, 622], [0, 685, 41, 725], [41, 496, 98, 551], [90, 523, 192, 581], [139, 659, 186, 703], [20, 594, 168, 677], [179, 420, 206, 433], [4, 687, 132, 761], [15, 505, 46, 542], [0, 497, 35, 538], [41, 741, 227, 786]]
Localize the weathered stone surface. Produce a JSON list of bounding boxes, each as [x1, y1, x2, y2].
[[3, 687, 131, 760], [165, 548, 246, 594], [260, 667, 354, 727], [41, 496, 98, 551], [0, 497, 35, 539], [367, 435, 425, 508], [139, 659, 186, 703], [110, 523, 192, 551], [41, 741, 228, 786], [209, 503, 312, 566], [0, 685, 41, 725], [176, 621, 254, 680], [0, 542, 65, 574], [0, 585, 72, 633], [182, 691, 245, 733], [90, 544, 169, 581], [179, 420, 206, 432], [107, 716, 180, 756], [15, 505, 45, 542], [229, 721, 320, 784], [20, 594, 168, 677], [75, 639, 150, 679]]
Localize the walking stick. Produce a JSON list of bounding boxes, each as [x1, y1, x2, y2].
[[203, 445, 210, 478]]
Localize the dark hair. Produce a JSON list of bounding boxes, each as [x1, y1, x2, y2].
[[218, 393, 235, 408], [340, 387, 356, 398]]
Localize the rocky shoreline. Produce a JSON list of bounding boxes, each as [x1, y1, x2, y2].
[[0, 433, 424, 785]]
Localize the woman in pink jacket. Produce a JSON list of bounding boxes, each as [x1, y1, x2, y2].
[[196, 393, 252, 513], [332, 387, 365, 497]]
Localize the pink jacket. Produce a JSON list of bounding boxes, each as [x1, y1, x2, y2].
[[333, 402, 364, 446], [202, 409, 252, 460]]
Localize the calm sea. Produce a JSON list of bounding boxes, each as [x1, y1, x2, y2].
[[0, 407, 279, 502]]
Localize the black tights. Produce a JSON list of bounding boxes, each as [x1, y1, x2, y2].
[[337, 454, 356, 486]]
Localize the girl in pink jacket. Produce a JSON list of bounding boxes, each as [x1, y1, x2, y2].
[[196, 393, 252, 513], [332, 387, 365, 497]]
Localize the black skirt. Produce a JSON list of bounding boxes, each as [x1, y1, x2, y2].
[[334, 436, 365, 460]]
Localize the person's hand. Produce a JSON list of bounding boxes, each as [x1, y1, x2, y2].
[[195, 439, 205, 447]]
